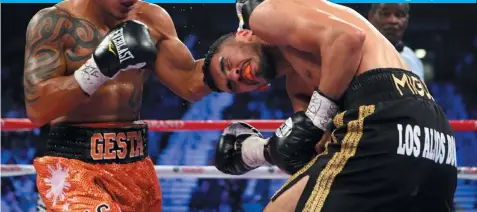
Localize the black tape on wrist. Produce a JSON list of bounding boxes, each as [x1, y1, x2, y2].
[[315, 89, 339, 104]]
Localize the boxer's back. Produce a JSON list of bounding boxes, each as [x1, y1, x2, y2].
[[27, 1, 161, 124], [276, 0, 409, 76]]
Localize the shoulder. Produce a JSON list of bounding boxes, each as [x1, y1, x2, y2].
[[28, 6, 71, 27], [250, 0, 288, 20], [251, 0, 318, 17], [135, 2, 177, 40], [255, 0, 290, 9], [248, 0, 297, 44], [26, 6, 74, 43]]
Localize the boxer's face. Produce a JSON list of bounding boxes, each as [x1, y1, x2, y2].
[[96, 0, 138, 20], [369, 4, 409, 44], [208, 34, 276, 93]]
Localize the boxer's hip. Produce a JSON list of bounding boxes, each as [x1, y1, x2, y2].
[[34, 122, 162, 211], [341, 68, 434, 109], [34, 156, 161, 212], [290, 69, 457, 211], [43, 121, 149, 163], [334, 68, 456, 176], [334, 69, 456, 161]]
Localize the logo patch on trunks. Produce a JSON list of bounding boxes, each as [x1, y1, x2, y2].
[[392, 73, 434, 100], [396, 124, 457, 167], [45, 162, 71, 206], [90, 130, 144, 161]]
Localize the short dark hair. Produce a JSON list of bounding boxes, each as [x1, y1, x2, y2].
[[369, 3, 410, 14], [202, 33, 235, 92]]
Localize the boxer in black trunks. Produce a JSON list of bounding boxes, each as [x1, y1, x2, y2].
[[205, 0, 458, 211]]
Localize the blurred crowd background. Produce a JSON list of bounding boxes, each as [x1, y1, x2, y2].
[[2, 2, 477, 212]]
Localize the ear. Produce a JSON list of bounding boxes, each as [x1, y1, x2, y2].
[[236, 29, 254, 41], [236, 29, 253, 36]]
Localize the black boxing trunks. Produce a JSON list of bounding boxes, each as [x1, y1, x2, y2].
[[34, 122, 162, 212], [271, 69, 457, 212]]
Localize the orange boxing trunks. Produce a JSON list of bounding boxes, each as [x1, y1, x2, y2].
[[34, 122, 162, 212]]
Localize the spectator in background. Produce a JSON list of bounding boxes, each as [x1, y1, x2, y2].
[[189, 180, 217, 211], [1, 179, 23, 212], [368, 3, 425, 80], [13, 175, 35, 210], [218, 191, 233, 212], [33, 124, 50, 212]]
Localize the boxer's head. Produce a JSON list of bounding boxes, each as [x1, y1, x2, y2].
[[95, 0, 139, 20], [203, 30, 277, 93], [368, 3, 410, 44]]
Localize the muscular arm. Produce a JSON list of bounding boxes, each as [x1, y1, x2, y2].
[[146, 5, 210, 102], [24, 8, 90, 126], [285, 72, 310, 113], [250, 0, 366, 100], [286, 73, 330, 154]]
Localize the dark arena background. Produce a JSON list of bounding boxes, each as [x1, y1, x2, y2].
[[2, 2, 477, 212]]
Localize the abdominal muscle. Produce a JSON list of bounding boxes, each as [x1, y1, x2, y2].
[[52, 70, 145, 124]]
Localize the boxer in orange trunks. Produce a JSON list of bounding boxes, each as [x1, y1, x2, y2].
[[23, 0, 210, 211]]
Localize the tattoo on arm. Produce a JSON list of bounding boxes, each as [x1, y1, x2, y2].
[[24, 8, 67, 103], [23, 7, 103, 104]]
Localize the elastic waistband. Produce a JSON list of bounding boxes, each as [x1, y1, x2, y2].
[[341, 68, 433, 109], [46, 122, 148, 164]]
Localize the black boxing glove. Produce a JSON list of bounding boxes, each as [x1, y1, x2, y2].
[[236, 0, 264, 30], [74, 20, 157, 96], [215, 122, 272, 175], [267, 90, 339, 174]]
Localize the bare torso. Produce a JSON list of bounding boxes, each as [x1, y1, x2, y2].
[[52, 2, 162, 124], [274, 0, 409, 110], [259, 0, 411, 152]]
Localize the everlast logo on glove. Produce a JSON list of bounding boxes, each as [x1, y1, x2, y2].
[[108, 28, 135, 64], [74, 20, 156, 96]]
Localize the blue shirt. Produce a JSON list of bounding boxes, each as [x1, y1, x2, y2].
[[400, 46, 425, 80]]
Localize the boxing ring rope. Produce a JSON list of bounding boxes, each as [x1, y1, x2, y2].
[[2, 118, 477, 180], [3, 118, 477, 132]]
